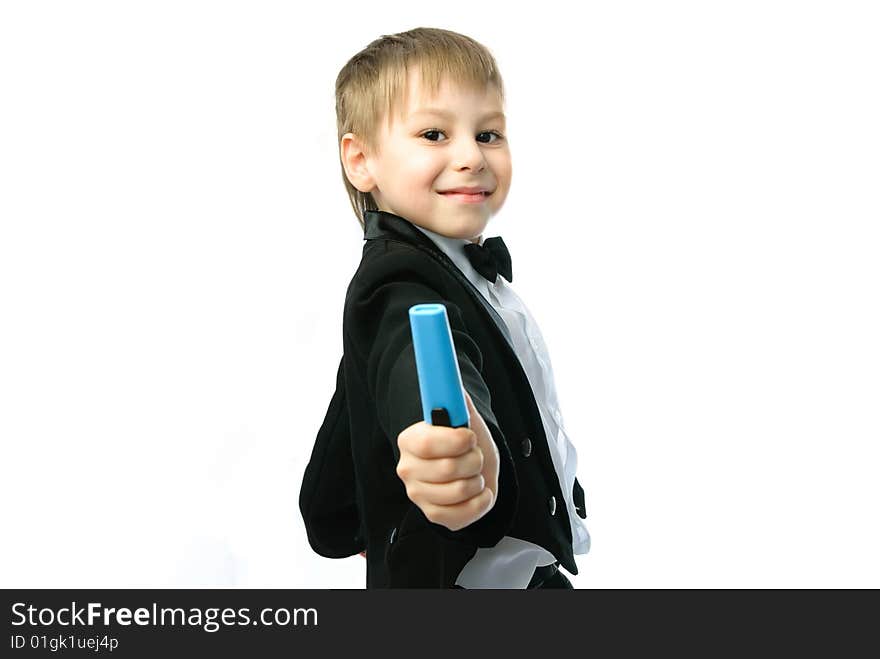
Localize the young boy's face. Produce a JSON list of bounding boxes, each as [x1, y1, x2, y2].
[[347, 68, 512, 243]]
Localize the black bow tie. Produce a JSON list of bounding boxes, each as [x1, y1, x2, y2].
[[463, 236, 513, 284]]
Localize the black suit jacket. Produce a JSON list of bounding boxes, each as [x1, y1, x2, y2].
[[299, 210, 588, 588]]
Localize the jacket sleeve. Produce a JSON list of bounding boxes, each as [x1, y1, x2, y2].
[[346, 263, 518, 550]]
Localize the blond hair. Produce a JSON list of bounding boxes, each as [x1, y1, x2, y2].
[[335, 27, 506, 230]]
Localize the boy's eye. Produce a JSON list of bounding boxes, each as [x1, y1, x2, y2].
[[419, 129, 504, 144]]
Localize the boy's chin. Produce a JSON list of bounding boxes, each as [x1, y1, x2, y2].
[[429, 219, 489, 243], [431, 210, 492, 236]]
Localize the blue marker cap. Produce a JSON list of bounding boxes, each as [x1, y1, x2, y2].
[[408, 303, 469, 428]]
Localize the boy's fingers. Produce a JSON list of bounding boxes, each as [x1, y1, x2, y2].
[[401, 422, 474, 459], [411, 448, 484, 484], [421, 487, 495, 531], [411, 474, 486, 506]]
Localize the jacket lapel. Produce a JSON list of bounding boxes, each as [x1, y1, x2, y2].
[[363, 210, 517, 355]]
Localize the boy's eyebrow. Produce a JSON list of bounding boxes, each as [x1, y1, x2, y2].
[[409, 108, 506, 122]]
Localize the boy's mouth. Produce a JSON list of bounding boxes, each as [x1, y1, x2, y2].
[[438, 186, 493, 195], [438, 190, 492, 203]]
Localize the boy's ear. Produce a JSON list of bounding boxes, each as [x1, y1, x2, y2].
[[340, 132, 376, 193]]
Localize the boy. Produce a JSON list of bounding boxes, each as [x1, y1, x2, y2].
[[299, 27, 590, 588]]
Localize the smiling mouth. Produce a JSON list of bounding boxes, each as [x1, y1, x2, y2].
[[438, 192, 492, 205]]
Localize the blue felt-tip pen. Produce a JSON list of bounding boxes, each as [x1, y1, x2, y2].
[[408, 303, 470, 429]]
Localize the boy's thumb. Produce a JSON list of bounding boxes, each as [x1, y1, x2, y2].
[[463, 389, 477, 424]]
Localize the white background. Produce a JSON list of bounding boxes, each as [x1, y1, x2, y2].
[[1, 1, 877, 588]]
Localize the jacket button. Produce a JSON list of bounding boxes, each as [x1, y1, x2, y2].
[[389, 527, 397, 544], [548, 496, 557, 516], [521, 438, 532, 457]]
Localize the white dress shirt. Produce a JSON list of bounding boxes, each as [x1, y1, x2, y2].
[[412, 224, 591, 588]]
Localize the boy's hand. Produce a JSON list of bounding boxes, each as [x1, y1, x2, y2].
[[395, 390, 500, 532]]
